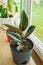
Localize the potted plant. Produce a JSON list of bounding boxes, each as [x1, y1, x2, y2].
[[0, 0, 18, 29], [4, 10, 35, 65]]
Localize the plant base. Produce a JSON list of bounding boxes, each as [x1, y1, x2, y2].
[[10, 39, 33, 65]]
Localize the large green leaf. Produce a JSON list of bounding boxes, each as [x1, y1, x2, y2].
[[4, 24, 22, 35], [19, 10, 28, 31], [25, 25, 36, 37], [8, 32, 21, 42]]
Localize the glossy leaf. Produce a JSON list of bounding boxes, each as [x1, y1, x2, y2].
[[8, 32, 21, 42], [25, 25, 36, 37], [19, 10, 28, 31], [4, 24, 22, 35]]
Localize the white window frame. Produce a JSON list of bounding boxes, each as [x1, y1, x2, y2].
[[24, 0, 43, 61]]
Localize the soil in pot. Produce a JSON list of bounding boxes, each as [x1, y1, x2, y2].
[[11, 39, 33, 52]]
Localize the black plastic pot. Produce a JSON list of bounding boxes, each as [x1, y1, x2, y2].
[[10, 38, 34, 65]]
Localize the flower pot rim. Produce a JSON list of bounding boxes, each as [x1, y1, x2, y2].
[[0, 16, 14, 19]]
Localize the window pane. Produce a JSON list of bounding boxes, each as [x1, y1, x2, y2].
[[32, 0, 43, 43]]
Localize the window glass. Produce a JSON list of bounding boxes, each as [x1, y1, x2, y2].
[[32, 0, 43, 43]]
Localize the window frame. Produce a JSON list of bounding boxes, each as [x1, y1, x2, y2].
[[24, 0, 43, 61], [29, 34, 43, 61]]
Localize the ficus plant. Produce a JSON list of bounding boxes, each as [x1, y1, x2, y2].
[[4, 10, 35, 52], [0, 0, 18, 18]]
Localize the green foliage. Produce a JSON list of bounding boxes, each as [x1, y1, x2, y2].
[[4, 24, 22, 35], [0, 0, 18, 18], [1, 8, 6, 18], [0, 5, 3, 12], [7, 0, 12, 12], [25, 25, 35, 37], [8, 32, 21, 42], [32, 0, 43, 43], [14, 2, 18, 13], [1, 8, 8, 18], [40, 0, 43, 6], [4, 10, 35, 52], [19, 10, 28, 31]]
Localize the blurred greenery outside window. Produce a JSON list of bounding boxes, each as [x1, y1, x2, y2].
[[32, 0, 43, 43]]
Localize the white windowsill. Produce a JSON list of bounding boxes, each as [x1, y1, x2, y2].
[[28, 34, 43, 61]]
